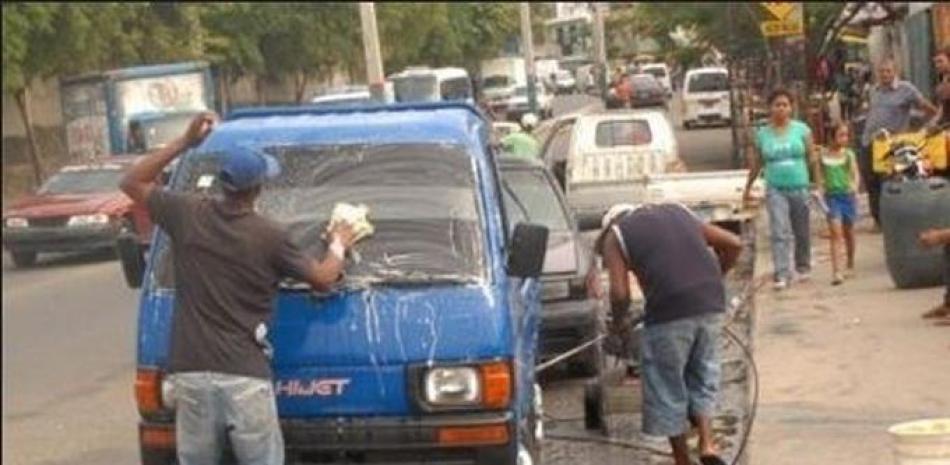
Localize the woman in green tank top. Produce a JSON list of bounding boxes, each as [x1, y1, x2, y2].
[[816, 124, 861, 285], [742, 89, 818, 290]]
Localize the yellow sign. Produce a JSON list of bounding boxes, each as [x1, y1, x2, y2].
[[759, 2, 803, 38], [761, 2, 796, 20], [761, 19, 803, 37]]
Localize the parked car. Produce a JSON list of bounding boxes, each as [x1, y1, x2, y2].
[[2, 158, 152, 267], [536, 110, 682, 225], [552, 69, 577, 95], [124, 102, 550, 465], [504, 78, 554, 121], [639, 63, 673, 98], [498, 155, 603, 376], [629, 73, 668, 109], [681, 67, 731, 129]]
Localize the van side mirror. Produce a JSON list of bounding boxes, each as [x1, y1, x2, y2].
[[507, 223, 549, 278], [116, 231, 145, 289]]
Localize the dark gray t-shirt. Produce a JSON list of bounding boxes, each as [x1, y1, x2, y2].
[[148, 189, 312, 379], [613, 203, 725, 325]]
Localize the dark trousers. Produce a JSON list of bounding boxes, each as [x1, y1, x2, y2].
[[857, 144, 882, 225]]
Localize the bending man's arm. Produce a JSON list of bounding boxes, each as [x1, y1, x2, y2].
[[702, 222, 743, 274]]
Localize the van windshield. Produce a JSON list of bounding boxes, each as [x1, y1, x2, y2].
[[440, 77, 472, 101], [687, 72, 729, 93], [393, 75, 439, 102], [483, 75, 510, 90], [643, 67, 666, 78], [152, 143, 486, 288]]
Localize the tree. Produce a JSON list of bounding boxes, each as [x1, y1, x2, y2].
[[3, 4, 60, 185]]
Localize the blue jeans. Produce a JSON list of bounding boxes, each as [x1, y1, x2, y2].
[[170, 372, 283, 465], [640, 313, 722, 437], [766, 187, 812, 282]]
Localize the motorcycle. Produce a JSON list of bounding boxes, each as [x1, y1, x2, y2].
[[872, 122, 949, 181]]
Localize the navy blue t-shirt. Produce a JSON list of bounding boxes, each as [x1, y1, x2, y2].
[[613, 203, 725, 325]]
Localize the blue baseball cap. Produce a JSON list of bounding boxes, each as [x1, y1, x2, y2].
[[218, 146, 281, 192]]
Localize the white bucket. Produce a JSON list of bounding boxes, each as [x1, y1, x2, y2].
[[888, 418, 950, 465]]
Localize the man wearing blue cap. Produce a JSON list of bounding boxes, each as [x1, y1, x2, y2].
[[121, 113, 356, 465]]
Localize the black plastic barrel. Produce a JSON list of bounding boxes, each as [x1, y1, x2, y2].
[[880, 177, 950, 289]]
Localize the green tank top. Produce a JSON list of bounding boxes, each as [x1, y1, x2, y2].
[[821, 148, 855, 194]]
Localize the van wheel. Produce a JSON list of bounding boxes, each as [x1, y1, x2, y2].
[[683, 121, 693, 131], [11, 251, 38, 268]]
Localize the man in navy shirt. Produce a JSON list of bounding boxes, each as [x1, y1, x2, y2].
[[589, 203, 742, 465]]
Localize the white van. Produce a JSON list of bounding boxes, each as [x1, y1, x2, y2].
[[681, 67, 731, 130], [640, 63, 673, 98], [389, 67, 474, 104]]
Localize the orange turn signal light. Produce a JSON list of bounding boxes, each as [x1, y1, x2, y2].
[[135, 369, 163, 415], [479, 361, 512, 410], [437, 424, 509, 446]]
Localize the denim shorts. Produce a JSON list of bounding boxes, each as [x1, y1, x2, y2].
[[825, 192, 857, 225], [640, 313, 722, 437], [169, 372, 283, 465]]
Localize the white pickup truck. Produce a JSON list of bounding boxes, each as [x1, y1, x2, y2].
[[537, 110, 762, 232]]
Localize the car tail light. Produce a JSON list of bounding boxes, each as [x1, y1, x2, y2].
[[135, 368, 163, 416], [479, 361, 512, 409]]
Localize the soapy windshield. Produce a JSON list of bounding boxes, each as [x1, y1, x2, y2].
[[153, 143, 486, 288]]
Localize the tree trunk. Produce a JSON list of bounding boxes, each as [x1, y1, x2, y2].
[[219, 69, 231, 115], [255, 75, 265, 105], [14, 87, 44, 187], [294, 72, 309, 104]]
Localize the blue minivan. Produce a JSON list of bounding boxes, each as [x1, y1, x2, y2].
[[120, 102, 549, 464]]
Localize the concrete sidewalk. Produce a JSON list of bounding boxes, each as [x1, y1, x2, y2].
[[748, 213, 950, 464]]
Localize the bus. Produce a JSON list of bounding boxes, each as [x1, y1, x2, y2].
[[389, 67, 474, 105]]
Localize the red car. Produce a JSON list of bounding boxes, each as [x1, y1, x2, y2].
[[2, 158, 153, 267]]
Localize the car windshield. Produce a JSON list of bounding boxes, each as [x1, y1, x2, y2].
[[595, 120, 652, 147], [483, 75, 510, 89], [142, 114, 198, 150], [39, 167, 124, 195], [152, 143, 486, 288], [632, 76, 660, 90], [393, 75, 439, 102], [687, 72, 729, 92], [500, 168, 570, 232]]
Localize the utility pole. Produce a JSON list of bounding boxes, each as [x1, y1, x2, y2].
[[592, 3, 608, 101], [359, 2, 386, 102], [520, 2, 538, 115], [728, 2, 740, 168]]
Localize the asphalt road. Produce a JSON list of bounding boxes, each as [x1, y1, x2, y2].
[[2, 94, 737, 465]]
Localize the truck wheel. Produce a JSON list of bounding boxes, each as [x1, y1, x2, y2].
[[11, 251, 38, 268]]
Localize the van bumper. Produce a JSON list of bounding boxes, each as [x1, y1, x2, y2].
[[139, 412, 517, 465]]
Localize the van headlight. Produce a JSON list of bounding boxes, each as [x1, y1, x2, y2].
[[425, 367, 480, 406], [68, 214, 110, 227], [416, 361, 511, 411]]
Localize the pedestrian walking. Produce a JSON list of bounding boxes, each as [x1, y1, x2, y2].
[[743, 88, 818, 290], [858, 59, 939, 227], [119, 113, 358, 465], [587, 203, 742, 465], [816, 123, 861, 285]]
